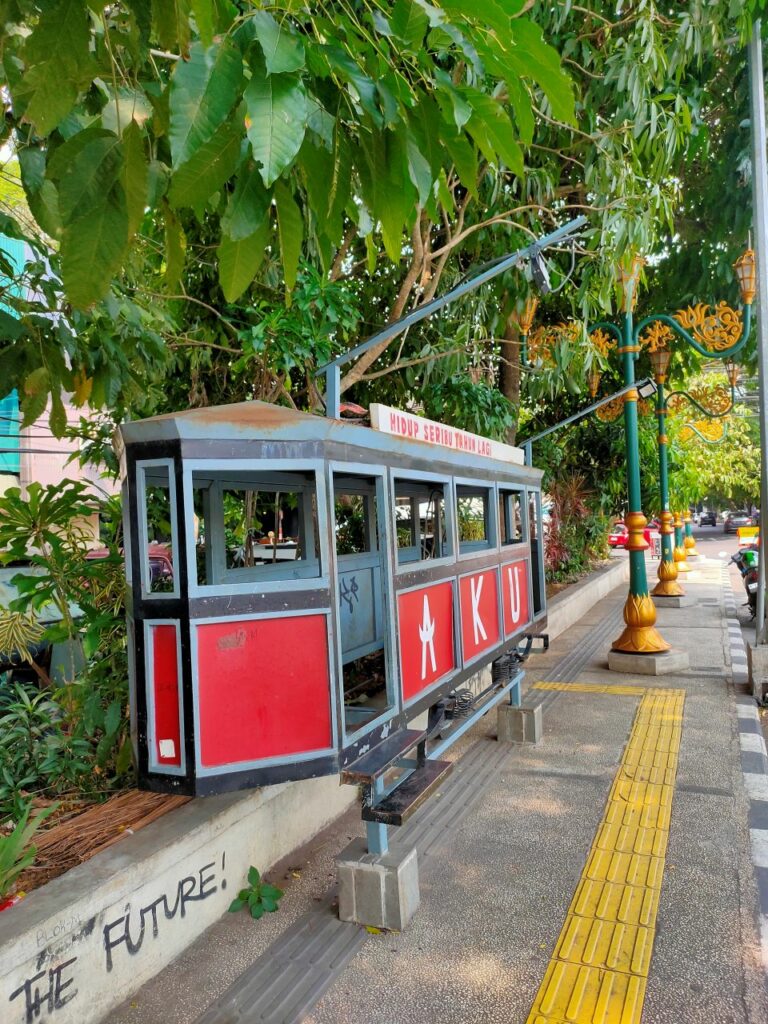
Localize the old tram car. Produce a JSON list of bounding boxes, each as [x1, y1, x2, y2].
[[119, 401, 547, 836]]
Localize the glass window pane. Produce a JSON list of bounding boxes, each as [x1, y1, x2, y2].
[[457, 485, 491, 552], [394, 479, 449, 563], [141, 465, 175, 594], [500, 489, 524, 545]]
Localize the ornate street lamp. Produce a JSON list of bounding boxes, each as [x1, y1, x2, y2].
[[587, 246, 754, 668], [645, 328, 684, 598]]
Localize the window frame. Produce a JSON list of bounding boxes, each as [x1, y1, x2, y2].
[[498, 487, 528, 547], [455, 477, 497, 558], [182, 459, 330, 597], [329, 462, 400, 746], [136, 458, 180, 600], [390, 469, 455, 572]]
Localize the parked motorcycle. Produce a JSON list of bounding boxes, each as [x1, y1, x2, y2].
[[731, 545, 759, 616]]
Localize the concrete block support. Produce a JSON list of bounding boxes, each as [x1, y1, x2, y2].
[[336, 838, 420, 930], [653, 594, 693, 609], [607, 649, 690, 676], [748, 643, 768, 702], [497, 703, 542, 744]]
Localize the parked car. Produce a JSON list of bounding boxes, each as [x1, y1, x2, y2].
[[699, 510, 717, 526], [724, 511, 754, 534], [608, 523, 629, 548], [608, 521, 657, 548]]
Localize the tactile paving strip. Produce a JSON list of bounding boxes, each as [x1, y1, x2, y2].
[[526, 606, 625, 712], [526, 683, 685, 1024]]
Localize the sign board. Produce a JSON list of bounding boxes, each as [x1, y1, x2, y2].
[[738, 526, 759, 546], [370, 403, 524, 465]]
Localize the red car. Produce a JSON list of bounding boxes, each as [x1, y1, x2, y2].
[[608, 522, 656, 548]]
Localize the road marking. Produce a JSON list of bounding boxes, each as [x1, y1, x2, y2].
[[526, 684, 685, 1024]]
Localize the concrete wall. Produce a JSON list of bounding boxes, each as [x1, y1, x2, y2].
[[0, 775, 356, 1024]]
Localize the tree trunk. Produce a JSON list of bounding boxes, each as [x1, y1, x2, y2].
[[499, 314, 521, 444]]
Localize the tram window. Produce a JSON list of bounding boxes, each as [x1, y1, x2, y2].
[[334, 482, 378, 556], [394, 478, 450, 564], [139, 462, 177, 596], [192, 470, 320, 585], [529, 490, 544, 615], [333, 474, 392, 735], [457, 485, 492, 553], [499, 489, 524, 545]]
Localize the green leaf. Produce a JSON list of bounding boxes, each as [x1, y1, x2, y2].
[[191, 0, 215, 47], [169, 38, 244, 169], [228, 898, 245, 912], [168, 119, 243, 208], [221, 166, 271, 241], [122, 122, 149, 240], [249, 901, 265, 920], [261, 896, 277, 912], [49, 389, 67, 438], [275, 180, 303, 296], [245, 59, 308, 187], [358, 130, 415, 262], [20, 368, 50, 427], [217, 220, 269, 302], [505, 75, 534, 146], [464, 92, 524, 177], [18, 148, 61, 238], [104, 699, 122, 736], [153, 0, 192, 55], [163, 206, 186, 289], [391, 0, 429, 50], [247, 865, 261, 886], [259, 884, 283, 900], [56, 133, 124, 226], [506, 18, 575, 125], [250, 10, 306, 74], [17, 0, 94, 135], [442, 132, 478, 197], [44, 126, 134, 299]]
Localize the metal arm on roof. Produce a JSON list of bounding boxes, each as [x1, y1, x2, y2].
[[517, 379, 655, 466], [316, 215, 588, 419]]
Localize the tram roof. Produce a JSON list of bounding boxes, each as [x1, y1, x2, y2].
[[120, 400, 541, 481]]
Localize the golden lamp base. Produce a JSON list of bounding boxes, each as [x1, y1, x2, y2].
[[683, 536, 700, 557], [673, 546, 690, 573], [612, 593, 671, 654], [651, 558, 685, 598]]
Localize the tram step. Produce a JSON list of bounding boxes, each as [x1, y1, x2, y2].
[[340, 728, 427, 785], [361, 758, 453, 827]]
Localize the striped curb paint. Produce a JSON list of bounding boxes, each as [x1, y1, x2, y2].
[[721, 560, 768, 973]]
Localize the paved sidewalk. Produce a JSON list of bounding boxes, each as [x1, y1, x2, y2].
[[109, 556, 768, 1024]]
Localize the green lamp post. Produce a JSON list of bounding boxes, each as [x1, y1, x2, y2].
[[589, 254, 671, 654], [646, 333, 684, 598]]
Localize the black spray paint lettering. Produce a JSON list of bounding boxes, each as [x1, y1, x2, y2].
[[103, 859, 220, 971], [9, 957, 77, 1024]]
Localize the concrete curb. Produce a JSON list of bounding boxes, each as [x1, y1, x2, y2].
[[721, 561, 768, 974]]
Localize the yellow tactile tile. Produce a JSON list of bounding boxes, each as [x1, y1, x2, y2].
[[553, 916, 654, 976], [525, 687, 685, 1024], [603, 797, 672, 832], [594, 821, 668, 858], [527, 960, 647, 1024], [583, 848, 665, 890], [568, 878, 661, 929]]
